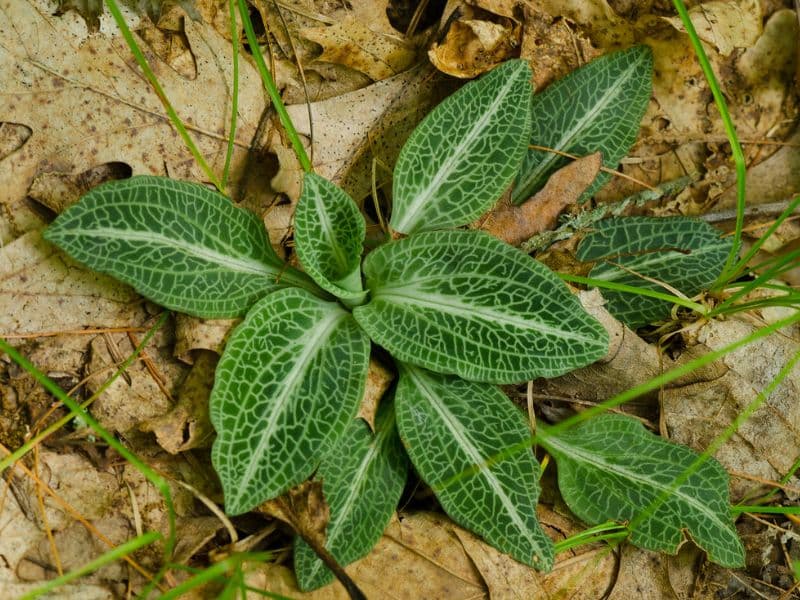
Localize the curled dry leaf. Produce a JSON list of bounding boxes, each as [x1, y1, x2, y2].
[[357, 358, 394, 431], [428, 1, 522, 78], [143, 350, 219, 453], [480, 152, 602, 247]]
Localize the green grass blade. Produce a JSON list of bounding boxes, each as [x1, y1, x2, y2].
[[103, 0, 222, 190], [19, 532, 161, 600], [671, 0, 746, 284], [237, 0, 312, 173], [222, 0, 241, 191], [0, 340, 178, 561]]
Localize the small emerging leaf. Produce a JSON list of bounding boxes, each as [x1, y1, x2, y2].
[[44, 176, 315, 318], [512, 46, 653, 204], [390, 60, 532, 234], [396, 365, 554, 569], [353, 230, 608, 383], [541, 414, 745, 568], [577, 216, 732, 327], [295, 173, 367, 301], [210, 288, 370, 515], [294, 398, 408, 590]]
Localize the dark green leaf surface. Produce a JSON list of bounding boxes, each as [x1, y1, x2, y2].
[[390, 60, 532, 234], [294, 173, 366, 301], [396, 366, 554, 569], [577, 216, 732, 327], [353, 230, 608, 383], [512, 46, 653, 204], [44, 176, 315, 318], [210, 288, 370, 515], [541, 414, 744, 567], [294, 399, 408, 590]]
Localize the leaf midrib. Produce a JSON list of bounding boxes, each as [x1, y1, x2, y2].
[[408, 367, 544, 555], [232, 308, 346, 502], [374, 288, 599, 343], [517, 56, 643, 197], [392, 69, 521, 233], [62, 227, 279, 277], [312, 193, 350, 276], [588, 244, 726, 282], [544, 435, 733, 535], [305, 428, 387, 582]]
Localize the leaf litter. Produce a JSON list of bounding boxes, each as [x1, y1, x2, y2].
[[0, 0, 799, 597]]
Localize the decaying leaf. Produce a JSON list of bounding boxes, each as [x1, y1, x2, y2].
[[480, 152, 602, 246], [86, 328, 187, 435], [428, 1, 522, 78], [143, 350, 218, 453], [663, 0, 762, 57], [0, 232, 145, 336], [302, 16, 416, 81], [357, 358, 394, 431], [0, 0, 267, 211], [663, 317, 800, 498]]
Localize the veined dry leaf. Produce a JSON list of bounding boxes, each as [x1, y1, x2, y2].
[[279, 67, 445, 201], [0, 231, 145, 336], [480, 152, 602, 246], [0, 0, 266, 210], [302, 16, 416, 81], [663, 0, 761, 56], [663, 317, 800, 498], [428, 2, 521, 78]]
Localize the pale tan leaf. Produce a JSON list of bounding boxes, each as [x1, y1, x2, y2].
[[663, 0, 761, 56], [302, 16, 416, 81]]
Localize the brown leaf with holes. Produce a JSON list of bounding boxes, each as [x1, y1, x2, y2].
[[480, 152, 602, 246]]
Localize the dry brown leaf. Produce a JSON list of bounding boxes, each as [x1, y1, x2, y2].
[[279, 67, 445, 201], [663, 0, 762, 57], [520, 6, 599, 91], [302, 16, 416, 81], [86, 328, 187, 435], [0, 0, 267, 212], [173, 315, 236, 363], [357, 358, 394, 431], [663, 317, 800, 498], [143, 350, 218, 453], [0, 231, 146, 336], [428, 2, 521, 78], [480, 152, 602, 246]]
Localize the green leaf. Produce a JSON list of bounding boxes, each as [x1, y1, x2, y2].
[[353, 230, 608, 383], [395, 365, 554, 569], [295, 173, 367, 302], [389, 60, 532, 234], [541, 414, 745, 568], [43, 175, 316, 318], [209, 287, 370, 515], [576, 216, 733, 327], [294, 398, 408, 590], [512, 46, 653, 205]]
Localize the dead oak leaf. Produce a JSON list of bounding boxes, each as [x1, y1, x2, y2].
[[0, 0, 266, 209], [302, 15, 416, 81]]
